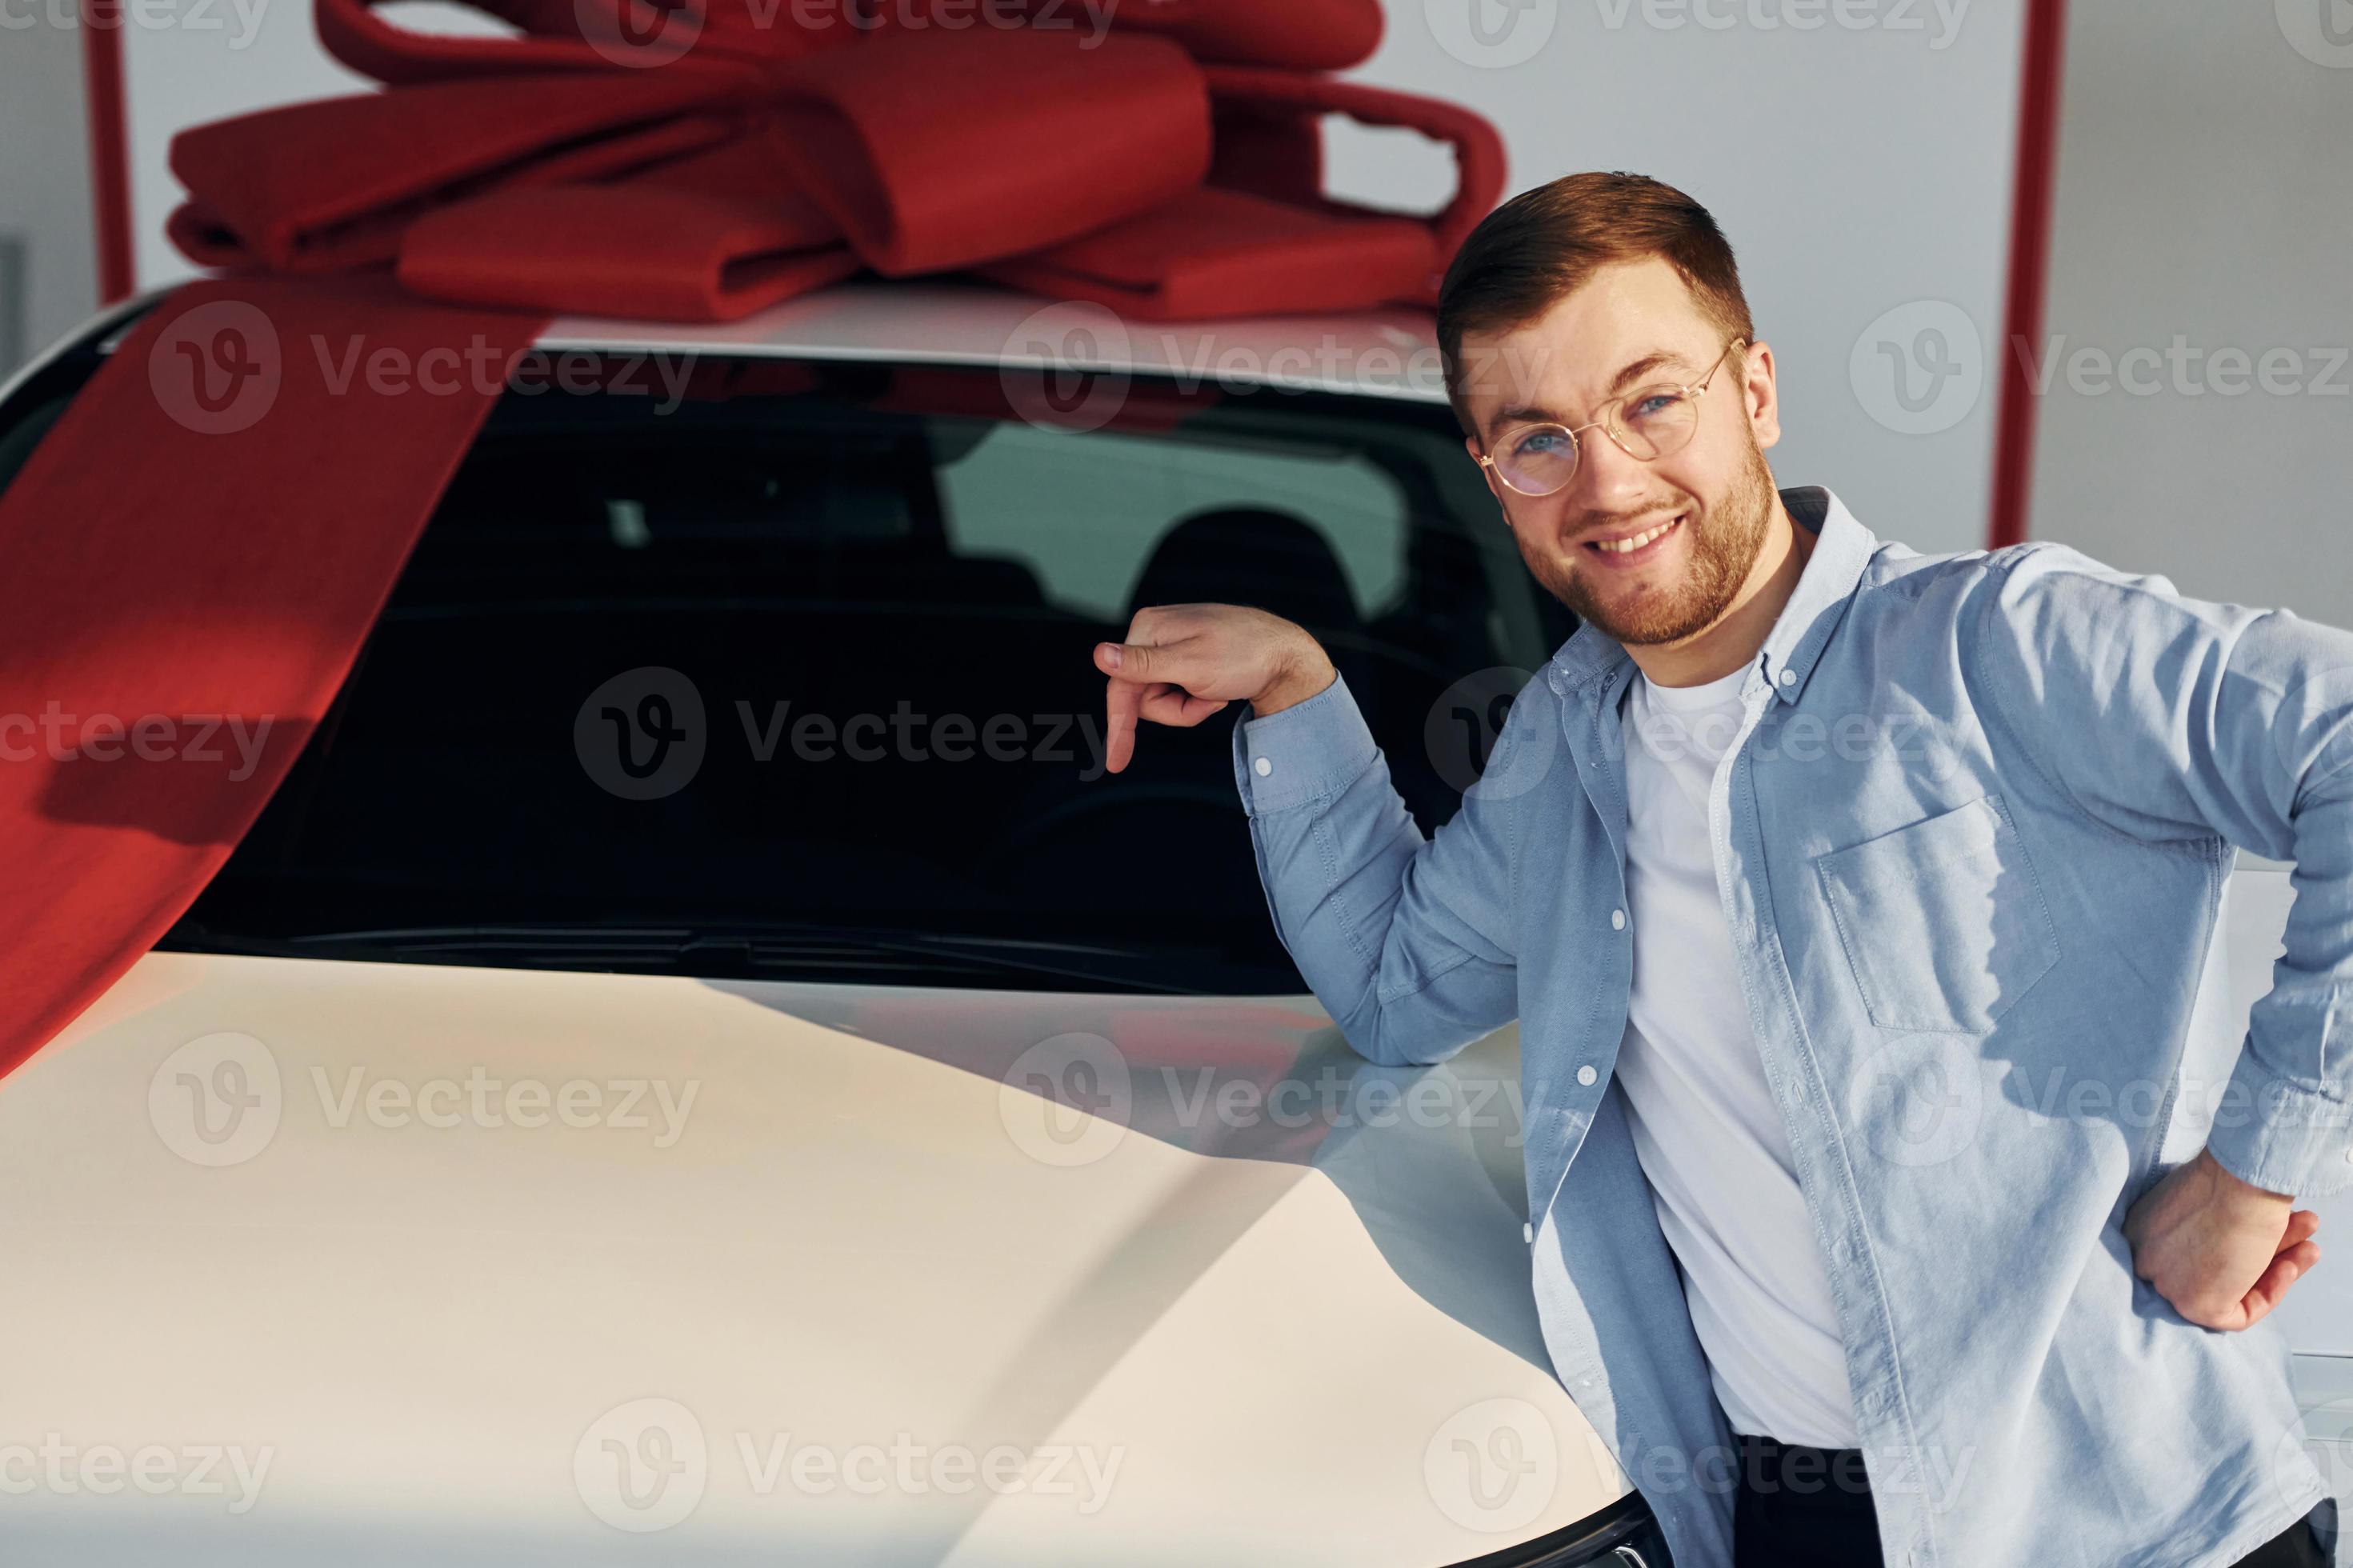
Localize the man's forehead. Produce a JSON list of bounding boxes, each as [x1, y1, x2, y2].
[[1457, 325, 1714, 433], [1455, 257, 1719, 427]]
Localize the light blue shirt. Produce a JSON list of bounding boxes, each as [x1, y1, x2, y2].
[[1231, 486, 2352, 1567]]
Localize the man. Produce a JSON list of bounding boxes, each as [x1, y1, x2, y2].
[[1088, 172, 2351, 1566]]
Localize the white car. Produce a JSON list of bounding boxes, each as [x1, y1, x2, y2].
[[0, 282, 2343, 1565]]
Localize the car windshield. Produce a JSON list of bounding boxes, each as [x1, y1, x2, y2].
[[11, 342, 1575, 993]]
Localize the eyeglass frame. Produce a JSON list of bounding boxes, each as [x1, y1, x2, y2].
[[1473, 336, 1751, 499]]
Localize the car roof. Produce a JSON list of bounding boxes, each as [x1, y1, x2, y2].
[[537, 280, 1453, 406], [40, 280, 1451, 410]]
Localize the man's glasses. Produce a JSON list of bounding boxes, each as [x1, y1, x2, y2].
[[1475, 338, 1747, 498]]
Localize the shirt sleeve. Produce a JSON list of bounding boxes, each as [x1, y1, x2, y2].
[[1971, 542, 2353, 1199], [1231, 665, 1529, 1067]]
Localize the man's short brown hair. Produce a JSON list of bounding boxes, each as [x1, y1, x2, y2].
[[1437, 171, 1755, 435]]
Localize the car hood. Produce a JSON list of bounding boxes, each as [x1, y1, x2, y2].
[[0, 951, 1631, 1565]]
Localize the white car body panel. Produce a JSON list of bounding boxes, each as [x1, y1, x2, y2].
[[0, 951, 1630, 1564]]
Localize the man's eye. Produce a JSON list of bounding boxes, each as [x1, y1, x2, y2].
[[1514, 430, 1570, 458], [1628, 390, 1685, 420]]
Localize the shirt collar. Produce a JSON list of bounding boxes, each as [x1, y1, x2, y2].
[[1543, 486, 1877, 707]]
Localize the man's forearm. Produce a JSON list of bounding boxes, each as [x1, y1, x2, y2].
[[1231, 666, 1521, 1068]]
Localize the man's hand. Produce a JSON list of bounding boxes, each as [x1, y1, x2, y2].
[[2123, 1146, 2322, 1330], [1090, 604, 1337, 774]]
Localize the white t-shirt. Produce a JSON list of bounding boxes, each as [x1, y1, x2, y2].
[[1613, 663, 1862, 1448]]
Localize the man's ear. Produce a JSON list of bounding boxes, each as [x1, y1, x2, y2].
[[1742, 340, 1783, 452], [1465, 436, 1511, 517]]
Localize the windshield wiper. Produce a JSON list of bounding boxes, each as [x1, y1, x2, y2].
[[161, 920, 1199, 994]]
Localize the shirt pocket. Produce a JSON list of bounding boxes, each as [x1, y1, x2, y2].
[[1813, 792, 2062, 1035]]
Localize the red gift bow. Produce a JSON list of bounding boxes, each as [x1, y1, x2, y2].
[[315, 0, 1391, 83], [166, 0, 1506, 320], [0, 0, 1507, 1086]]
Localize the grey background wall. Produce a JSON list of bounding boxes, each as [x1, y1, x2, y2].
[[0, 19, 98, 377], [2028, 2, 2353, 626]]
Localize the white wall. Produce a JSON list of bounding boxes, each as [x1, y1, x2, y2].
[[2027, 1, 2353, 627], [0, 15, 99, 373]]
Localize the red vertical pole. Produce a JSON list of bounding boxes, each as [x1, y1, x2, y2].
[[82, 0, 136, 305], [1987, 0, 2067, 550]]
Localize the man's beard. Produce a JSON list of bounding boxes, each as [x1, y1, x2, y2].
[[1524, 433, 1777, 646]]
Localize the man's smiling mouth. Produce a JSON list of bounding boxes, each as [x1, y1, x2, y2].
[[1583, 514, 1684, 557]]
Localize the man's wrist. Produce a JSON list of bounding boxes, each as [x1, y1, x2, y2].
[[2199, 1144, 2294, 1205], [1250, 643, 1338, 718]]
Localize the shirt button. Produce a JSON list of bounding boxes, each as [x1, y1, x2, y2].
[[1778, 667, 1796, 686], [1252, 756, 1272, 777], [1610, 908, 1626, 930], [1522, 1222, 1535, 1243], [1577, 1065, 1598, 1086]]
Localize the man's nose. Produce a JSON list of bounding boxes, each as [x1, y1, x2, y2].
[[1571, 418, 1655, 511]]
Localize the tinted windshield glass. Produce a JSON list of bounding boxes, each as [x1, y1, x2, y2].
[[142, 354, 1574, 992]]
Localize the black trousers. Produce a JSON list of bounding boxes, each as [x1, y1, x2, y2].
[[1731, 1431, 2334, 1567]]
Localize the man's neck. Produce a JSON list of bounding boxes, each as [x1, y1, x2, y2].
[[1626, 494, 1814, 690]]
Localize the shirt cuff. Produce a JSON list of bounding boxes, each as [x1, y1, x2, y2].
[[1231, 667, 1378, 817], [2204, 1042, 2353, 1200]]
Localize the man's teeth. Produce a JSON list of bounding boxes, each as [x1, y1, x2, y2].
[[1595, 517, 1679, 554]]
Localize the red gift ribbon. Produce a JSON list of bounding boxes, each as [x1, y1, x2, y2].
[[0, 0, 1504, 1082]]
